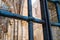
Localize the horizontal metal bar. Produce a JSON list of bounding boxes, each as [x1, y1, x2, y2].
[[51, 22, 60, 26], [49, 0, 59, 1], [28, 17, 45, 23], [0, 10, 28, 20], [0, 9, 45, 23], [48, 0, 60, 3]]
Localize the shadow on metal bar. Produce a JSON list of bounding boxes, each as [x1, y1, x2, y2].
[[0, 9, 45, 23]]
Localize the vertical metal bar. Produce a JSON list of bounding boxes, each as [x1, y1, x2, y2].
[[28, 0, 34, 40], [45, 0, 53, 40], [40, 0, 53, 40], [41, 0, 50, 40], [55, 3, 60, 23]]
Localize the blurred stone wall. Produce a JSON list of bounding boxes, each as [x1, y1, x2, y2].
[[0, 0, 44, 40], [48, 2, 60, 40]]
